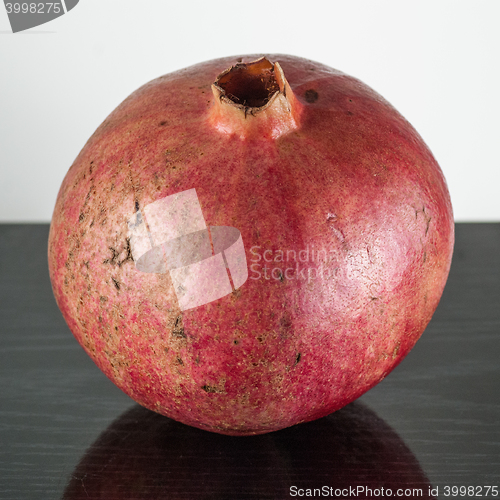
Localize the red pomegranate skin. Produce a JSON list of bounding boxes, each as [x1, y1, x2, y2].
[[48, 54, 454, 435]]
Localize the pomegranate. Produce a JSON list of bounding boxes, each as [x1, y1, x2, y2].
[[48, 54, 454, 435]]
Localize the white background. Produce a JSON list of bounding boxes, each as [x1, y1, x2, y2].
[[0, 0, 499, 222]]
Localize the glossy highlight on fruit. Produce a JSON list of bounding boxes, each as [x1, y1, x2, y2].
[[48, 54, 454, 435]]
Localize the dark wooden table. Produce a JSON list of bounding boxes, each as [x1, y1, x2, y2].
[[1, 223, 499, 499]]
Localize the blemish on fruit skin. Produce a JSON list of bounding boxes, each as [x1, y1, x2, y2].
[[330, 226, 345, 243], [304, 89, 319, 103], [280, 313, 292, 329], [104, 246, 119, 265], [377, 351, 389, 361], [111, 277, 120, 290], [326, 213, 346, 242], [102, 240, 133, 267], [172, 315, 186, 338], [202, 385, 220, 393], [392, 342, 401, 359], [277, 269, 285, 283]]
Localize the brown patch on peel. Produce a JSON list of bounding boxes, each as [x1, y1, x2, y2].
[[111, 277, 120, 290], [103, 238, 134, 267], [172, 315, 186, 339], [304, 89, 319, 103], [392, 341, 401, 360]]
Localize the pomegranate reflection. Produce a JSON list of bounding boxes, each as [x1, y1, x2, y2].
[[63, 402, 436, 499]]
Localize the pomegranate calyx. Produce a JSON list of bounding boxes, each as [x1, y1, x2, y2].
[[210, 57, 301, 140]]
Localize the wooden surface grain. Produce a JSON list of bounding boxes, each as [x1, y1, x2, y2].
[[0, 223, 498, 499]]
